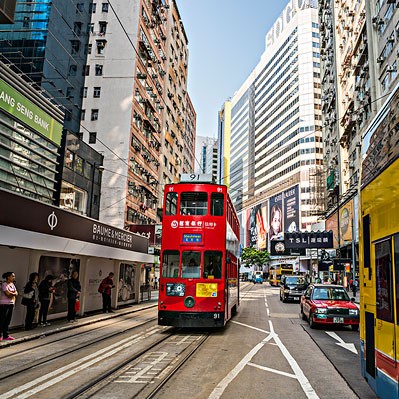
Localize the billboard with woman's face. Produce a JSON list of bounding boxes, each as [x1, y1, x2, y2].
[[269, 193, 283, 241], [284, 185, 299, 233]]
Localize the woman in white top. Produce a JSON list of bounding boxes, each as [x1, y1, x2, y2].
[[0, 272, 18, 341]]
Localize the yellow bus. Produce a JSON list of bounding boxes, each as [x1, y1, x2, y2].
[[269, 264, 294, 286], [359, 82, 399, 398]]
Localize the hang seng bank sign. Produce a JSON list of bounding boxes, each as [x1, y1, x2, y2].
[[0, 79, 62, 145]]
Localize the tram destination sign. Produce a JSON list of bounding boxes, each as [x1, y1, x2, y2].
[[284, 231, 333, 249]]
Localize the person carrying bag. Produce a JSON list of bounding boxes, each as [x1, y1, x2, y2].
[[22, 273, 39, 330]]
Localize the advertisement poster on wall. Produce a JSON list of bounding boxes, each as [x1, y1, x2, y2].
[[38, 256, 80, 315], [247, 202, 268, 250], [269, 192, 283, 241], [326, 212, 338, 249], [340, 199, 354, 243], [247, 207, 257, 248], [117, 263, 136, 305], [284, 185, 299, 233]]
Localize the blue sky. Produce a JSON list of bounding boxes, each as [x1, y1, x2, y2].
[[177, 0, 289, 138]]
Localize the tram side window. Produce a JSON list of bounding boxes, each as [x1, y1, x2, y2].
[[165, 192, 178, 215], [375, 239, 394, 323], [182, 251, 201, 278], [394, 235, 399, 324], [162, 250, 180, 278], [211, 193, 224, 216], [180, 192, 208, 216], [204, 251, 222, 279]]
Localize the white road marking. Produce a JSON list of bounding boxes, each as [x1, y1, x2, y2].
[[325, 331, 358, 354], [208, 290, 320, 399], [270, 320, 320, 399], [0, 327, 161, 399], [231, 320, 269, 334], [208, 332, 276, 399], [247, 362, 296, 378]]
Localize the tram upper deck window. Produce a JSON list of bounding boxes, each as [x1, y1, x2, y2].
[[211, 193, 224, 216], [162, 250, 180, 278], [182, 251, 201, 278], [180, 192, 208, 216], [165, 192, 178, 215]]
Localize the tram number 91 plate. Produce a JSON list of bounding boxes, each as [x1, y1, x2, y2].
[[166, 283, 185, 297], [333, 317, 344, 323]]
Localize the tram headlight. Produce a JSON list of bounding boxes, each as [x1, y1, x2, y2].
[[349, 309, 359, 315], [184, 296, 195, 308]]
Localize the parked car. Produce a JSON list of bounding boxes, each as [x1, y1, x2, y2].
[[280, 275, 308, 302], [300, 284, 359, 331]]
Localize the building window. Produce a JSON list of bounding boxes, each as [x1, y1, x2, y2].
[[87, 23, 94, 33], [76, 3, 84, 13], [91, 109, 99, 121], [89, 2, 97, 13], [102, 3, 109, 12], [23, 16, 30, 28], [78, 132, 84, 140], [73, 22, 82, 35], [82, 87, 88, 98], [93, 87, 101, 98], [83, 65, 90, 76], [95, 64, 103, 76], [71, 40, 80, 54], [81, 110, 85, 120], [89, 132, 97, 144], [96, 40, 107, 55], [69, 65, 77, 76], [99, 21, 107, 35]]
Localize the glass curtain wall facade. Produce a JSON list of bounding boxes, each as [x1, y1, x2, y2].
[[0, 0, 92, 134]]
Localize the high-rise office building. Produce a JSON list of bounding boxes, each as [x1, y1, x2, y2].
[[226, 0, 322, 249]]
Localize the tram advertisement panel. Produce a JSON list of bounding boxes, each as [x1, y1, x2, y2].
[[284, 185, 299, 233], [38, 256, 80, 314], [117, 263, 136, 304], [269, 193, 283, 241]]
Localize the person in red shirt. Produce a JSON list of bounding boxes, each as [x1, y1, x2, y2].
[[100, 272, 115, 313]]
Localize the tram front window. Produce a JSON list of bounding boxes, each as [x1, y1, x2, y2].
[[182, 251, 201, 278], [162, 250, 180, 278], [204, 251, 222, 279]]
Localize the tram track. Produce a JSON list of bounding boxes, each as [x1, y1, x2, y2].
[[0, 308, 158, 381], [67, 330, 210, 399]]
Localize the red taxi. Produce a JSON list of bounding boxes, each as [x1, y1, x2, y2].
[[300, 284, 359, 331]]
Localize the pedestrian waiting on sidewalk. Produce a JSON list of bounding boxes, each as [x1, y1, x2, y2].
[[21, 272, 39, 330], [67, 271, 81, 322], [38, 275, 54, 326], [98, 272, 115, 313], [0, 272, 18, 341]]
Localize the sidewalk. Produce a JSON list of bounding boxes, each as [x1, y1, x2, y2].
[[1, 297, 158, 348]]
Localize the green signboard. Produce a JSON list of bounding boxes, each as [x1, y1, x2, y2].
[[0, 79, 63, 145], [326, 170, 335, 191]]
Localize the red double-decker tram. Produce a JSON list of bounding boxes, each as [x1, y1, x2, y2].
[[158, 177, 240, 328]]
